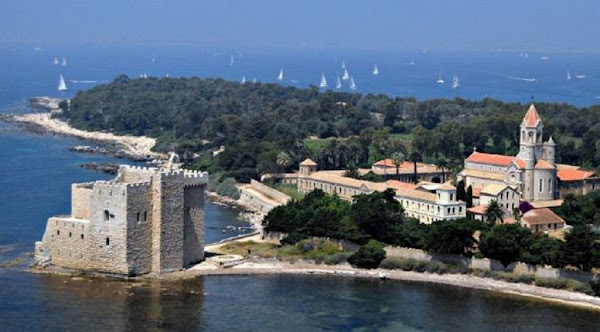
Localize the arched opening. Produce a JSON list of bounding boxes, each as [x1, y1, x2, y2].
[[431, 176, 441, 183]]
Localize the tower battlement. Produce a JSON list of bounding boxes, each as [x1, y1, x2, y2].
[[35, 162, 208, 276]]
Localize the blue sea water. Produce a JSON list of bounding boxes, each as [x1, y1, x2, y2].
[[2, 43, 600, 330]]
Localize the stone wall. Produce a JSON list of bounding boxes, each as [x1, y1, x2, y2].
[[125, 182, 153, 275], [384, 246, 597, 282], [151, 170, 185, 273], [71, 183, 93, 220], [183, 184, 206, 266], [250, 180, 291, 204]]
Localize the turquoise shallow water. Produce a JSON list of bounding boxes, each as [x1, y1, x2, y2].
[[2, 44, 600, 330]]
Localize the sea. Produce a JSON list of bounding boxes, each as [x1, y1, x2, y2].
[[1, 43, 600, 331]]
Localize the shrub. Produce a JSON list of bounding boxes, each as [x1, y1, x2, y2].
[[281, 231, 306, 245], [216, 177, 240, 199], [324, 252, 353, 265], [473, 252, 485, 259], [348, 240, 386, 269], [534, 277, 569, 289], [494, 272, 534, 284], [566, 279, 594, 295]]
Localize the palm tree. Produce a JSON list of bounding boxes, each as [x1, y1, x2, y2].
[[276, 151, 293, 171], [435, 157, 449, 183], [390, 152, 405, 179], [344, 164, 360, 179], [409, 150, 421, 183], [485, 200, 504, 226]]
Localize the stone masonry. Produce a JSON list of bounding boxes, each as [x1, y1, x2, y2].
[[35, 162, 208, 276]]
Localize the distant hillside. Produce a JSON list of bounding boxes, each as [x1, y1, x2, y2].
[[61, 75, 600, 180]]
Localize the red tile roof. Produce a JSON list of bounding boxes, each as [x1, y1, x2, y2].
[[534, 160, 554, 169], [523, 103, 541, 127], [374, 159, 420, 168], [468, 204, 488, 215], [521, 208, 565, 226], [299, 158, 317, 166], [385, 180, 417, 190], [466, 152, 520, 167], [472, 188, 482, 197], [557, 168, 596, 181]]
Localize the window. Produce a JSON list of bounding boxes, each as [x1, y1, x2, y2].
[[106, 237, 110, 246], [548, 178, 552, 194], [539, 179, 543, 193], [104, 210, 110, 221], [57, 230, 60, 236], [144, 211, 148, 222], [136, 212, 140, 222], [450, 193, 454, 201], [69, 232, 72, 237], [81, 234, 84, 240]]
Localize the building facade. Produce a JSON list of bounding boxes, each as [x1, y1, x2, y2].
[[296, 160, 466, 224], [35, 163, 208, 276]]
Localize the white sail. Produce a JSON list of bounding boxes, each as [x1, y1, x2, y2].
[[253, 78, 257, 84], [349, 77, 356, 90], [61, 57, 67, 66], [53, 57, 59, 65], [452, 74, 460, 89], [436, 71, 444, 84], [341, 60, 346, 69], [372, 65, 379, 75], [241, 76, 246, 84], [342, 68, 350, 81], [152, 57, 156, 63], [58, 75, 68, 91], [319, 73, 328, 88], [277, 68, 284, 81], [567, 71, 571, 80], [336, 76, 342, 89], [230, 55, 234, 66]]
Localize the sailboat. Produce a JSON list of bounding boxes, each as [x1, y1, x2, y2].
[[342, 68, 350, 81], [253, 78, 257, 84], [58, 75, 68, 91], [53, 57, 59, 65], [230, 55, 235, 66], [452, 74, 460, 89], [335, 76, 342, 89], [241, 76, 246, 84], [372, 65, 379, 75], [349, 77, 356, 90], [341, 60, 346, 69], [319, 73, 328, 88], [61, 57, 67, 66], [567, 71, 571, 80], [277, 68, 284, 81], [436, 72, 445, 84], [152, 57, 156, 63]]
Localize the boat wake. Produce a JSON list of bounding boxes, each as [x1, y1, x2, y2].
[[70, 80, 103, 84], [501, 74, 537, 82]]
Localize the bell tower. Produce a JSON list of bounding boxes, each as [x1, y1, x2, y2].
[[517, 104, 543, 200]]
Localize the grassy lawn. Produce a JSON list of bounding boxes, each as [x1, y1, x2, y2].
[[214, 239, 353, 265], [271, 183, 305, 200]]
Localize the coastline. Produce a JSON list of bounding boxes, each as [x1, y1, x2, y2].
[[163, 259, 600, 311], [5, 112, 165, 161]]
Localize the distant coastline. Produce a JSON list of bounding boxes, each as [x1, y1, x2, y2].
[[3, 102, 165, 161]]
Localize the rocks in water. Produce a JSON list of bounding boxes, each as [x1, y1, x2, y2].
[[69, 145, 110, 155], [80, 163, 119, 174]]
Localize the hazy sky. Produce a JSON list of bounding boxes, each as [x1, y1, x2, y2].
[[2, 0, 599, 52]]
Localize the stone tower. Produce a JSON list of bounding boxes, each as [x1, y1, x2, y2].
[[517, 104, 543, 200], [299, 158, 318, 176]]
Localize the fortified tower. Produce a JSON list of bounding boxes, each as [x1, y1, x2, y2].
[[35, 155, 208, 276]]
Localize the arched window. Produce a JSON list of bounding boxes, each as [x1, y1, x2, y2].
[[539, 179, 543, 193], [106, 237, 110, 246]]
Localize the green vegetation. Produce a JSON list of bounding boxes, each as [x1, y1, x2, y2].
[[348, 240, 386, 269], [214, 239, 351, 265], [61, 76, 600, 182], [379, 257, 469, 274], [263, 190, 600, 272], [266, 183, 305, 201]]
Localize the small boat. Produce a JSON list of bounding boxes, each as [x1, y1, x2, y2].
[[230, 55, 235, 66], [372, 65, 379, 75], [58, 75, 68, 91], [342, 68, 350, 81], [152, 57, 156, 63], [576, 74, 587, 79], [341, 59, 346, 69], [436, 71, 445, 84], [319, 73, 328, 88], [409, 60, 416, 65], [277, 68, 284, 81], [53, 57, 59, 65], [567, 71, 571, 80], [335, 76, 342, 89], [241, 76, 246, 84], [452, 74, 460, 89], [540, 56, 550, 61], [349, 77, 356, 90], [61, 57, 67, 66]]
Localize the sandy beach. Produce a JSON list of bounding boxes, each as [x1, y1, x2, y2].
[[8, 112, 165, 161], [163, 258, 600, 311]]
